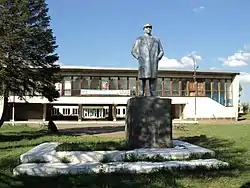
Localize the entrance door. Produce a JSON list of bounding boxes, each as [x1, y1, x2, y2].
[[171, 104, 184, 119], [88, 109, 97, 118]]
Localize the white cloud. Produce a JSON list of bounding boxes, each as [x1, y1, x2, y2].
[[218, 46, 250, 67], [209, 67, 217, 70], [159, 54, 202, 68], [238, 72, 250, 83], [193, 6, 205, 12]]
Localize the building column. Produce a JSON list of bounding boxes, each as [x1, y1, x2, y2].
[[42, 103, 47, 122], [11, 95, 15, 126], [232, 76, 240, 121], [108, 105, 112, 121], [78, 104, 82, 121], [112, 105, 117, 121], [12, 103, 15, 126], [108, 104, 117, 121], [46, 103, 53, 121]]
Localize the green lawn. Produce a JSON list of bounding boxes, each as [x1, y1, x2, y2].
[[0, 123, 250, 188], [241, 113, 250, 119]]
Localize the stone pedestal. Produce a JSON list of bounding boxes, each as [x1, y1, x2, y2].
[[125, 97, 172, 149]]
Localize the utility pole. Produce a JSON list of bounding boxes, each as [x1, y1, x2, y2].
[[188, 54, 199, 122]]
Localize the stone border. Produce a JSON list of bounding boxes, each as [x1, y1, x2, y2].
[[13, 159, 229, 176], [20, 140, 215, 164], [14, 140, 229, 176]]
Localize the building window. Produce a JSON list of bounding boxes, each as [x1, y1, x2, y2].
[[52, 108, 60, 115], [81, 77, 90, 89], [172, 78, 179, 96], [63, 77, 72, 96], [91, 77, 100, 89], [116, 108, 120, 115], [213, 79, 219, 102], [164, 78, 171, 96], [72, 108, 78, 115], [181, 78, 190, 96], [156, 78, 162, 96], [197, 78, 205, 96], [205, 79, 211, 98], [129, 77, 136, 96], [101, 77, 109, 90], [72, 76, 81, 96], [109, 77, 118, 90], [118, 77, 128, 90], [220, 79, 226, 105], [226, 80, 233, 106], [62, 108, 70, 115]]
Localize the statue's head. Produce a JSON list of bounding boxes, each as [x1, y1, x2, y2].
[[143, 24, 152, 35]]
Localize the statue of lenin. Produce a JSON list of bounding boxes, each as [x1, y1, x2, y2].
[[131, 24, 164, 97]]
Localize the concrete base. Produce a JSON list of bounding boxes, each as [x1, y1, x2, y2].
[[20, 142, 60, 163], [125, 97, 172, 148], [13, 140, 229, 176], [13, 159, 229, 176], [19, 140, 216, 164]]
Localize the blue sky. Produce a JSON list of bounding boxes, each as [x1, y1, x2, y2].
[[46, 0, 250, 102]]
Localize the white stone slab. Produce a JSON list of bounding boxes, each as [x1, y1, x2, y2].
[[20, 140, 215, 164], [20, 142, 60, 163], [55, 140, 215, 163], [13, 159, 229, 177]]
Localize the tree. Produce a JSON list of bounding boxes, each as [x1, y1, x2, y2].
[[238, 83, 243, 110], [239, 84, 243, 97], [242, 102, 250, 114], [0, 0, 61, 125]]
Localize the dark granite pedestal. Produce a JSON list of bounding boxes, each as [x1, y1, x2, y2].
[[125, 97, 173, 149]]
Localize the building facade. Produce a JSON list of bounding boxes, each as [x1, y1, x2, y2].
[[5, 66, 240, 122]]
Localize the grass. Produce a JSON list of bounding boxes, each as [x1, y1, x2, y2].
[[60, 157, 71, 163], [241, 113, 250, 119], [0, 123, 250, 187], [56, 139, 126, 151]]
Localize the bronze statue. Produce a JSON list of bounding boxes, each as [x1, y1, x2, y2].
[[131, 24, 164, 97]]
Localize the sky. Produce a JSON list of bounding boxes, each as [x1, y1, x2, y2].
[[46, 0, 250, 102]]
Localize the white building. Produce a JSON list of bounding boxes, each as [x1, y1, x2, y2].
[[3, 66, 240, 122]]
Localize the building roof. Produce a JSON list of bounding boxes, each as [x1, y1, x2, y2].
[[60, 65, 240, 76]]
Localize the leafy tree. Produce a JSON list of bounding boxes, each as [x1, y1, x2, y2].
[[0, 0, 61, 125], [239, 84, 243, 97], [242, 102, 250, 114]]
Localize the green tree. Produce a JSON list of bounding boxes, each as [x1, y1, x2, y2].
[[242, 102, 250, 114], [239, 84, 243, 97], [0, 0, 61, 125]]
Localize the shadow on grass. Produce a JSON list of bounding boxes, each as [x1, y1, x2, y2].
[[0, 172, 183, 188], [177, 135, 249, 178], [240, 182, 250, 188], [56, 140, 127, 151], [0, 130, 49, 142], [58, 125, 125, 135]]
